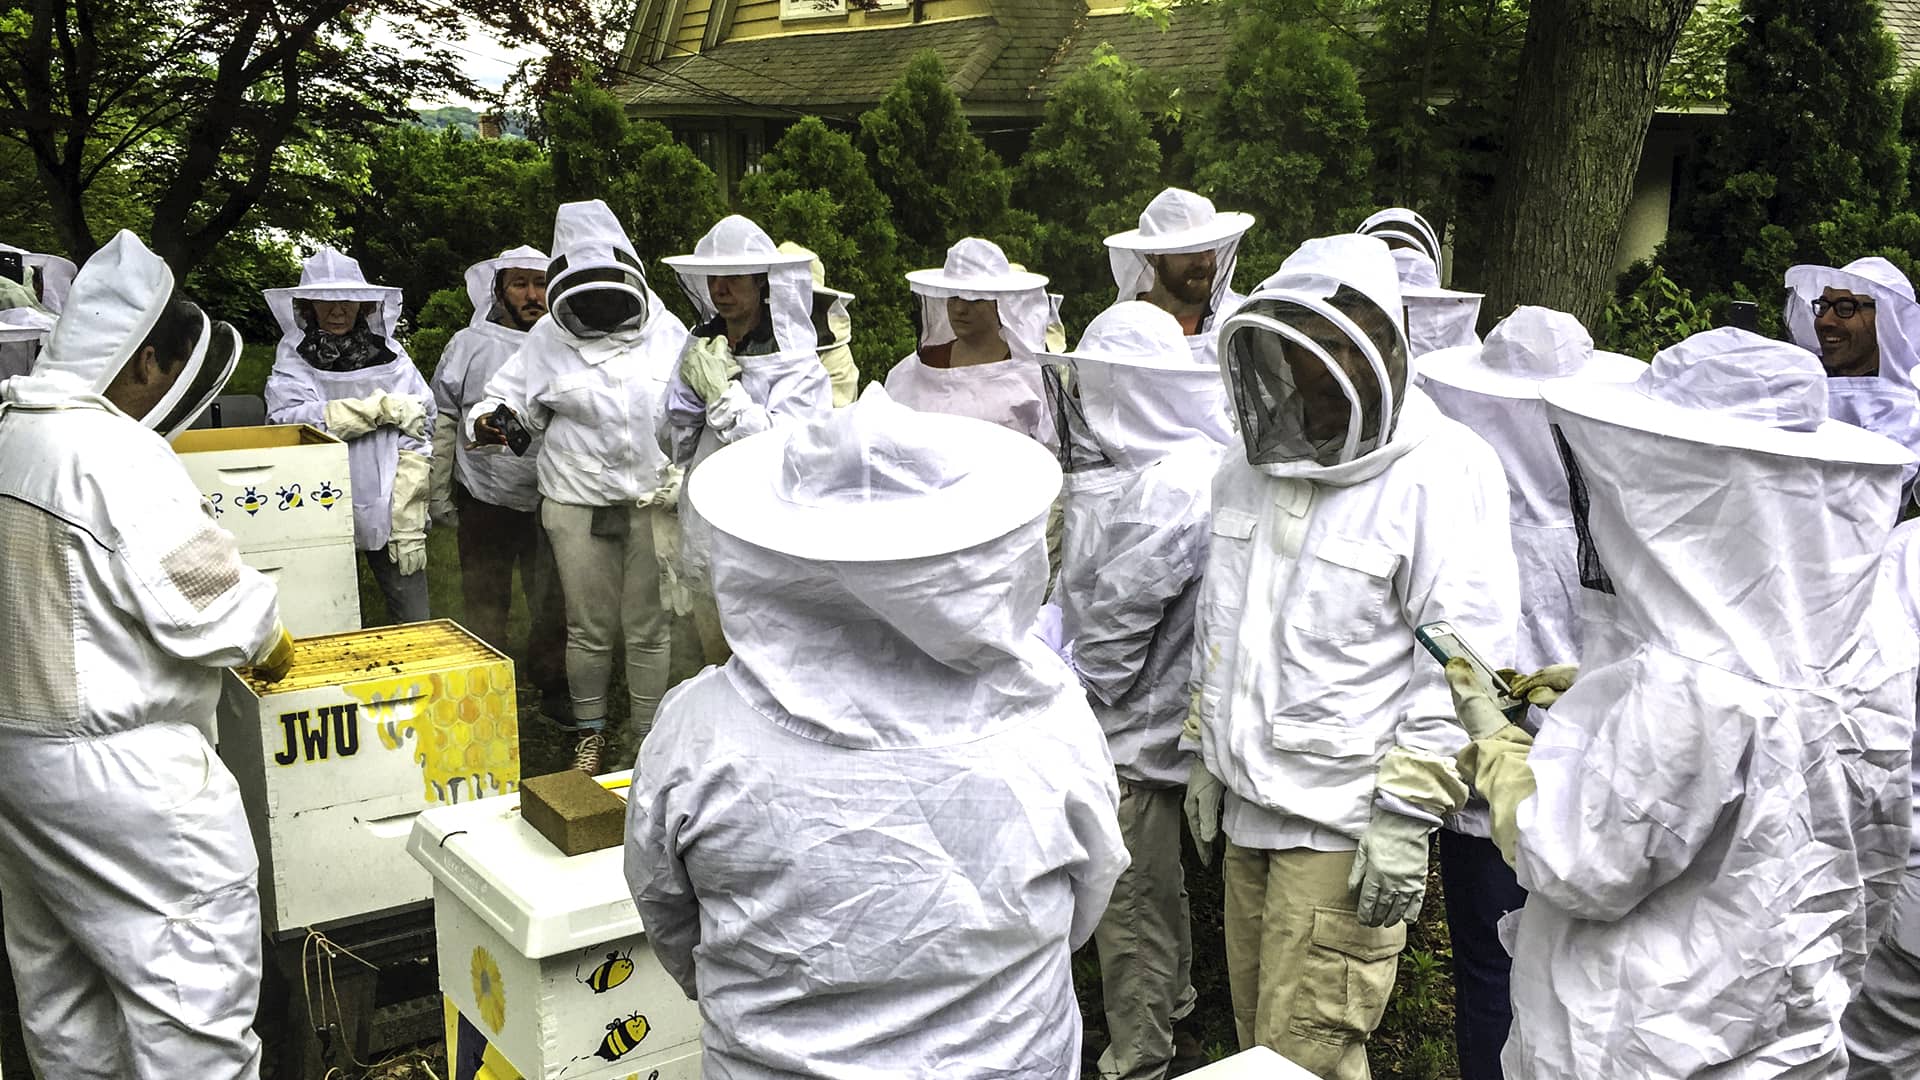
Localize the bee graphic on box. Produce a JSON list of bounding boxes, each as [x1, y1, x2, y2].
[[577, 948, 635, 994], [595, 1012, 650, 1062]]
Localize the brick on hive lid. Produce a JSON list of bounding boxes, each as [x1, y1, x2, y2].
[[518, 771, 626, 856]]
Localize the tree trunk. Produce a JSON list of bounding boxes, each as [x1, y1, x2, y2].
[[1479, 0, 1695, 328]]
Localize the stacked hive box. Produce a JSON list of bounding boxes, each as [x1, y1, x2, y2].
[[219, 620, 521, 934], [411, 774, 703, 1079], [173, 424, 361, 636]]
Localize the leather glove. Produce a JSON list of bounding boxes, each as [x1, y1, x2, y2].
[[1510, 665, 1578, 708], [429, 413, 459, 528], [249, 623, 296, 684], [1445, 657, 1514, 741], [387, 449, 430, 578], [680, 335, 741, 405], [707, 380, 757, 435], [1348, 806, 1433, 927], [377, 393, 430, 439], [324, 392, 394, 440], [1184, 757, 1225, 866]]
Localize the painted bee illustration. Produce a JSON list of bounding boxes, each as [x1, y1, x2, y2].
[[594, 1012, 649, 1062], [315, 480, 342, 509], [276, 483, 303, 511], [236, 487, 269, 516], [578, 948, 635, 994]]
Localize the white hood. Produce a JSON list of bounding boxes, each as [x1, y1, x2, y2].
[[1217, 234, 1420, 483], [0, 243, 79, 314], [908, 238, 1052, 366], [462, 245, 548, 331], [668, 215, 816, 363], [1106, 188, 1251, 326], [1785, 256, 1920, 389], [265, 247, 404, 342], [1358, 207, 1441, 265], [1545, 332, 1907, 685], [1062, 301, 1233, 470]]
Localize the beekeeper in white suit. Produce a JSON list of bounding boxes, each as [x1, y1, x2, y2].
[[0, 241, 77, 312], [661, 215, 832, 664], [0, 230, 293, 1080], [0, 287, 56, 381], [1416, 306, 1643, 1080], [1184, 234, 1518, 1078], [884, 237, 1056, 445], [1107, 188, 1253, 369], [429, 245, 569, 721], [626, 385, 1127, 1078], [777, 240, 860, 406], [1357, 208, 1483, 359], [1447, 328, 1917, 1079], [1783, 257, 1920, 500], [1049, 301, 1231, 1080], [472, 201, 688, 773], [265, 248, 435, 623]]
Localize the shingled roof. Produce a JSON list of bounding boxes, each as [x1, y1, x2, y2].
[[614, 0, 1231, 116], [1887, 0, 1920, 76]]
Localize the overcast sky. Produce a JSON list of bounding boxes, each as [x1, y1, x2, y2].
[[370, 15, 545, 111]]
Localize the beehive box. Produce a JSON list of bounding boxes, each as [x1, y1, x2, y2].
[[1184, 1047, 1318, 1078], [219, 620, 520, 934], [411, 774, 703, 1080], [173, 424, 360, 636]]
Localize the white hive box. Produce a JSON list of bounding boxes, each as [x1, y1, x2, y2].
[[411, 774, 703, 1080], [173, 424, 361, 636], [1183, 1047, 1318, 1078], [219, 620, 521, 934]]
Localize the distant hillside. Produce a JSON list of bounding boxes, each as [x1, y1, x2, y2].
[[413, 106, 529, 138]]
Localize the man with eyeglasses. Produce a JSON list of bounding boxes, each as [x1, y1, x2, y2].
[[1783, 258, 1920, 506]]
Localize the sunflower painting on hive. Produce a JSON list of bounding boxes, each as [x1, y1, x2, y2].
[[471, 945, 508, 1033]]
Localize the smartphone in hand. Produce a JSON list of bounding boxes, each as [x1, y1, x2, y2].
[[490, 404, 532, 457], [1415, 621, 1534, 731]]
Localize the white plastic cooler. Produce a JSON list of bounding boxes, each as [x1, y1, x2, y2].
[[173, 423, 361, 636], [410, 774, 703, 1080]]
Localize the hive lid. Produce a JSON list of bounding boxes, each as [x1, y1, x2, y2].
[[409, 772, 643, 959]]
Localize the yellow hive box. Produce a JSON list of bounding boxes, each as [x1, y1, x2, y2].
[[218, 620, 520, 935], [173, 424, 360, 636]]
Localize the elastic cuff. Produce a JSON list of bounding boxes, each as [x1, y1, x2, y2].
[[1374, 790, 1443, 828]]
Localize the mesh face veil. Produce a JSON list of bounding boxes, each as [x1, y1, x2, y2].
[[547, 252, 651, 339], [1220, 287, 1408, 467], [1042, 360, 1114, 474]]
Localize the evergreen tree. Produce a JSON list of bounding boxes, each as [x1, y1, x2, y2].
[[739, 116, 914, 383], [1662, 0, 1910, 305], [858, 51, 1014, 267], [1191, 0, 1375, 283], [1014, 49, 1165, 333]]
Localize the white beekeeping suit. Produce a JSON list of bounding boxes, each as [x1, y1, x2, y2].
[[432, 245, 548, 520], [1461, 329, 1917, 1079], [1107, 187, 1254, 372], [0, 241, 78, 312], [1784, 257, 1920, 499], [1418, 307, 1644, 670], [884, 237, 1057, 446], [1358, 207, 1483, 359], [625, 385, 1127, 1079], [470, 201, 688, 764], [0, 303, 55, 381], [1845, 518, 1920, 1078], [1186, 234, 1519, 1077], [264, 247, 435, 622], [661, 215, 831, 662], [0, 230, 289, 1080], [777, 240, 859, 407], [1048, 301, 1229, 1080]]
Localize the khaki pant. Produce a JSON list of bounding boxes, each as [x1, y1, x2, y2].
[[541, 501, 672, 741], [1094, 781, 1197, 1080], [1223, 843, 1406, 1080]]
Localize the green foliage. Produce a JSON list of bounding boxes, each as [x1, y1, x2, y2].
[[1660, 0, 1742, 107], [1191, 0, 1375, 284], [858, 51, 1015, 268], [1014, 48, 1166, 335], [417, 106, 482, 135], [408, 285, 475, 374], [1663, 0, 1910, 303], [347, 125, 552, 324], [739, 117, 914, 383], [185, 230, 302, 344], [543, 78, 726, 319], [1596, 265, 1717, 358]]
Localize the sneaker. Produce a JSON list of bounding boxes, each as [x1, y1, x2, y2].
[[572, 733, 606, 775]]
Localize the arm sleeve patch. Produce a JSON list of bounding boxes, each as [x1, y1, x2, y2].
[[160, 526, 244, 612]]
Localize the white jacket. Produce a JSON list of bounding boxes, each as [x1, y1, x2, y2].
[[471, 206, 687, 509], [1057, 303, 1230, 789], [626, 508, 1126, 1079], [430, 247, 546, 513], [1506, 333, 1917, 1078], [264, 249, 434, 551], [0, 232, 281, 740]]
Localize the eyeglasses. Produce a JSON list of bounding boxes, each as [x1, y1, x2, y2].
[[1812, 297, 1877, 319]]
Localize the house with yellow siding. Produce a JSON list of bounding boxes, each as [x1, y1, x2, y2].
[[610, 0, 1232, 197]]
